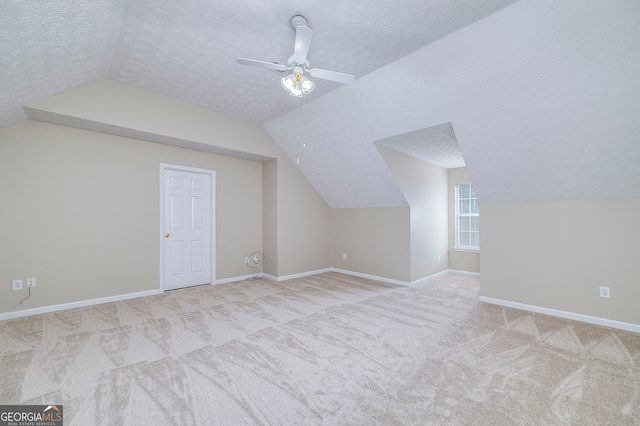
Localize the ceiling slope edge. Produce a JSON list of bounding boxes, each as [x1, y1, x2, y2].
[[376, 143, 448, 195], [264, 108, 410, 209], [24, 107, 273, 162], [375, 123, 466, 169], [23, 80, 280, 162]]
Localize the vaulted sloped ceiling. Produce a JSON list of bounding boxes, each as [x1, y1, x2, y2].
[[1, 0, 515, 128], [0, 0, 127, 127], [262, 0, 640, 206], [2, 0, 639, 208]]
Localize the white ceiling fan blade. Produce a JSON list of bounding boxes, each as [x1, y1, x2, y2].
[[293, 25, 313, 64], [308, 68, 356, 85], [236, 58, 288, 72]]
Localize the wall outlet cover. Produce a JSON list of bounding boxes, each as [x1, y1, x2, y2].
[[12, 279, 23, 291]]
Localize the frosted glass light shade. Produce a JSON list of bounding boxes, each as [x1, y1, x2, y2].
[[281, 73, 314, 97]]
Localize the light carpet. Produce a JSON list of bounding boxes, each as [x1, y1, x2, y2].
[[1, 272, 639, 425]]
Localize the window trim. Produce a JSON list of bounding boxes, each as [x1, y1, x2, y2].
[[454, 183, 480, 251]]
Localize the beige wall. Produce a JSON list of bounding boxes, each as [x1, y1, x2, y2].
[[331, 207, 410, 282], [26, 80, 273, 158], [28, 80, 332, 276], [0, 120, 262, 312], [480, 197, 640, 325], [276, 155, 332, 276], [1, 80, 333, 315], [377, 144, 449, 282], [262, 159, 278, 277], [448, 167, 480, 273]]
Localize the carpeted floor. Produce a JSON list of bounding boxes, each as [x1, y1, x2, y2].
[[1, 272, 639, 425]]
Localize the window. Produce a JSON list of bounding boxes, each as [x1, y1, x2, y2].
[[455, 183, 479, 250]]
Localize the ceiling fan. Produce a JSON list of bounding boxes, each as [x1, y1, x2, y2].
[[236, 15, 356, 97]]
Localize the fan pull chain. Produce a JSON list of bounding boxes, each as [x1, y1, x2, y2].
[[296, 95, 300, 165], [295, 92, 308, 167], [303, 93, 307, 149]]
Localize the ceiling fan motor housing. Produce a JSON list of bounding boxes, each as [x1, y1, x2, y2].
[[290, 15, 308, 29], [236, 14, 356, 88]]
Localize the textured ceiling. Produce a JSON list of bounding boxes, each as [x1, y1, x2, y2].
[[376, 123, 466, 169], [0, 0, 126, 128], [1, 0, 516, 128], [3, 0, 640, 208], [264, 0, 640, 207]]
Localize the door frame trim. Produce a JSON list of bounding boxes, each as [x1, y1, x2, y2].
[[159, 163, 216, 292]]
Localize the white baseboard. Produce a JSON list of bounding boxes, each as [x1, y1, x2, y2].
[[0, 269, 481, 321], [448, 269, 480, 277], [263, 268, 333, 282], [215, 274, 263, 284], [328, 268, 481, 287], [332, 268, 480, 287], [214, 266, 399, 284], [0, 289, 162, 322], [202, 269, 333, 285], [207, 269, 402, 285], [479, 296, 640, 334], [331, 268, 411, 286], [410, 270, 451, 286]]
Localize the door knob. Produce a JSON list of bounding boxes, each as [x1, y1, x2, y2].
[[164, 233, 170, 238]]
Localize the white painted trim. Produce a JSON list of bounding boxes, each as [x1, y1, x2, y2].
[[231, 268, 479, 286], [332, 268, 477, 287], [448, 269, 480, 277], [479, 296, 640, 334], [0, 268, 480, 321], [263, 268, 333, 282], [215, 274, 263, 284], [258, 268, 481, 287], [453, 247, 480, 253], [159, 163, 216, 292], [0, 289, 162, 322], [410, 269, 451, 286], [331, 268, 410, 286], [213, 271, 331, 285]]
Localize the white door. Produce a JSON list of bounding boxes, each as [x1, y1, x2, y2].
[[162, 166, 214, 291]]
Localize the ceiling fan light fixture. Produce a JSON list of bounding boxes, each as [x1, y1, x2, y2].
[[237, 15, 356, 97], [281, 72, 314, 97], [301, 78, 314, 93], [281, 74, 295, 91]]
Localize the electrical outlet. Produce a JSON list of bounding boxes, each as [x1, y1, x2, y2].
[[244, 257, 249, 264], [437, 256, 441, 262], [12, 279, 23, 291], [342, 253, 347, 260], [27, 277, 36, 288], [599, 286, 610, 298]]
